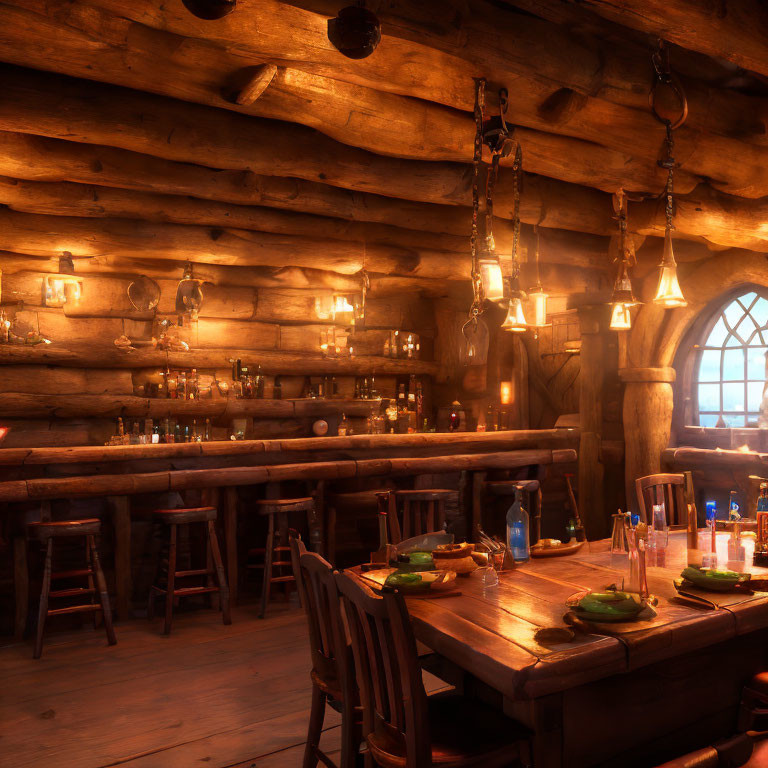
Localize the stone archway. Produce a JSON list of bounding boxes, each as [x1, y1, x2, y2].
[[622, 250, 768, 511]]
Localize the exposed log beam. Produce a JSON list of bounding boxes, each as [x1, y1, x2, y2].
[[57, 0, 768, 197], [0, 176, 613, 269], [0, 3, 685, 196], [0, 209, 612, 289], [0, 342, 440, 374], [578, 0, 768, 81]]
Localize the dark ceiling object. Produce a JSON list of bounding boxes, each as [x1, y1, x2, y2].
[[327, 4, 381, 59], [181, 0, 237, 20]]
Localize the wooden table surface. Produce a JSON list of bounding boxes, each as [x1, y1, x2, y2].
[[378, 531, 768, 701]]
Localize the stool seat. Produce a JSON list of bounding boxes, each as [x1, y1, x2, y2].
[[28, 519, 101, 539], [153, 507, 217, 524], [394, 489, 455, 502], [256, 497, 314, 515], [485, 480, 540, 495]]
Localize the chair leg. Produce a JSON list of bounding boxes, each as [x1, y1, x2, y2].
[[207, 521, 231, 625], [85, 536, 98, 629], [89, 535, 117, 646], [302, 682, 326, 768], [33, 538, 53, 659], [259, 512, 275, 619], [163, 524, 177, 636], [340, 697, 361, 768]]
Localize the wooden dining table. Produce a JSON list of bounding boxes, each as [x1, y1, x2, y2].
[[357, 531, 768, 767]]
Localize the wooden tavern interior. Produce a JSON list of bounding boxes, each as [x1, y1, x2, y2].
[[4, 1, 768, 767]]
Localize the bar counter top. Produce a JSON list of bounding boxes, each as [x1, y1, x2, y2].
[[0, 428, 579, 467]]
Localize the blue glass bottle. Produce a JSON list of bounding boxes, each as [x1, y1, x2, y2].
[[506, 486, 530, 563]]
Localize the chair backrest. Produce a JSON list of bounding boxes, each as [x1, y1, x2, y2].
[[335, 571, 430, 768], [389, 490, 451, 544], [290, 537, 350, 692], [636, 473, 686, 526]]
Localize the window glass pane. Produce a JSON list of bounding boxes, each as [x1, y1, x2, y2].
[[722, 382, 746, 412], [724, 300, 746, 330], [753, 297, 768, 329], [699, 413, 720, 427], [740, 292, 758, 310], [748, 347, 767, 379], [699, 350, 721, 382], [705, 317, 728, 347], [735, 313, 758, 339], [722, 348, 745, 379], [748, 381, 764, 412], [698, 383, 720, 411], [748, 414, 760, 427], [723, 413, 747, 427], [725, 334, 741, 347]]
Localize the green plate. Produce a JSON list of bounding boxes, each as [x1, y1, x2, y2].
[[680, 567, 750, 592]]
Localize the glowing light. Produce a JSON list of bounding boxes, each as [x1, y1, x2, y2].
[[500, 381, 513, 405], [609, 302, 632, 330], [528, 285, 549, 328], [478, 255, 505, 302], [653, 229, 687, 308], [501, 296, 528, 332]]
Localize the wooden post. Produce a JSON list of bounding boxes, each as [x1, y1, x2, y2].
[[13, 532, 28, 640], [577, 305, 608, 539], [620, 367, 676, 516], [107, 495, 132, 620]]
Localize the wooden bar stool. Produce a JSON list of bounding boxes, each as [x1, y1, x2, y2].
[[27, 518, 117, 659], [148, 506, 231, 635], [388, 489, 454, 544], [250, 497, 315, 618]]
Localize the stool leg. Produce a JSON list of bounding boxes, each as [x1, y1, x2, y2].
[[89, 535, 117, 646], [163, 524, 177, 636], [33, 538, 53, 659], [327, 506, 337, 566], [85, 536, 98, 629], [259, 512, 275, 619], [207, 521, 231, 625]]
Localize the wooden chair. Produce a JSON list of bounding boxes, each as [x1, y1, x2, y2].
[[290, 536, 360, 768], [27, 518, 117, 659], [250, 496, 315, 618], [148, 506, 231, 635], [650, 734, 758, 768], [387, 489, 454, 545], [335, 571, 531, 768], [635, 473, 686, 526]]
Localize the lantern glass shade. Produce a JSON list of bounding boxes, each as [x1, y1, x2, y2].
[[500, 380, 513, 405], [333, 294, 356, 325], [653, 229, 687, 308], [176, 263, 203, 314], [529, 286, 549, 327], [501, 296, 528, 332], [609, 302, 632, 330], [314, 293, 335, 320], [460, 315, 489, 366], [479, 256, 505, 302]]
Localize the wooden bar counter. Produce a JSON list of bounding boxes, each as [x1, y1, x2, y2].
[[1, 428, 578, 639]]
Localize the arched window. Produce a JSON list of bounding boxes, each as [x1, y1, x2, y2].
[[696, 290, 768, 427]]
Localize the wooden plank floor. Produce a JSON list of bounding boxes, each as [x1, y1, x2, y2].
[[0, 600, 341, 767]]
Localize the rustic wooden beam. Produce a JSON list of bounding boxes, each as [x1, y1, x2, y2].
[[235, 63, 278, 105], [54, 0, 768, 197], [577, 0, 768, 81], [0, 448, 577, 503], [0, 131, 615, 242], [0, 429, 580, 466], [0, 176, 614, 269], [0, 342, 441, 373]]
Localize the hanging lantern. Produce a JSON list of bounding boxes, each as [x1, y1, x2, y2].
[[653, 228, 687, 308], [609, 302, 632, 331], [460, 314, 489, 366], [501, 279, 528, 333], [528, 283, 549, 328], [478, 249, 505, 302], [314, 293, 335, 321], [332, 294, 356, 325], [175, 262, 203, 315]]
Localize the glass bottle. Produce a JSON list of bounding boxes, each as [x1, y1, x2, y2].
[[650, 503, 668, 567], [758, 483, 768, 512], [178, 370, 187, 401], [506, 486, 530, 563], [189, 368, 198, 400], [256, 365, 265, 399], [204, 418, 211, 442], [729, 490, 741, 520], [338, 412, 349, 437]]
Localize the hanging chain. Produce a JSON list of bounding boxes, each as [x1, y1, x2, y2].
[[510, 143, 523, 283], [469, 78, 485, 318], [533, 223, 541, 286], [661, 121, 675, 231]]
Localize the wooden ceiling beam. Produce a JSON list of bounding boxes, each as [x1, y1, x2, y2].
[[0, 2, 688, 196], [53, 0, 768, 197], [0, 176, 612, 270], [577, 0, 768, 81]]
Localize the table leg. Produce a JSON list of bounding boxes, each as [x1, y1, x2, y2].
[[108, 496, 132, 620], [13, 533, 28, 641], [224, 487, 238, 606], [471, 471, 486, 542]]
